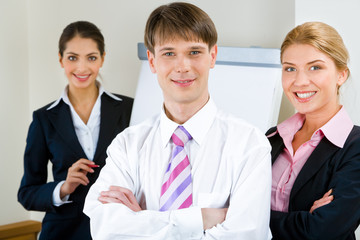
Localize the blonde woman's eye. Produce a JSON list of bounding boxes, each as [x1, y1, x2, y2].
[[89, 56, 97, 61], [310, 66, 320, 70], [284, 67, 296, 72], [68, 56, 77, 61]]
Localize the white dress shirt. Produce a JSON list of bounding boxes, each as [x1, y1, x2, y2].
[[84, 98, 272, 240], [48, 82, 121, 206]]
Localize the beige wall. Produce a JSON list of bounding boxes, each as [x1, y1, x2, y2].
[[26, 0, 295, 112], [0, 0, 294, 225], [0, 0, 29, 225]]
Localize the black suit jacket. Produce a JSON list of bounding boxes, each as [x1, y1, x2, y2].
[[267, 126, 360, 240], [18, 93, 133, 240]]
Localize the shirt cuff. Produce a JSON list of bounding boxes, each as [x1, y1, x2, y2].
[[170, 206, 203, 238], [52, 180, 72, 206]]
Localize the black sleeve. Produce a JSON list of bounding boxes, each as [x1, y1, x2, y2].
[[17, 110, 59, 212]]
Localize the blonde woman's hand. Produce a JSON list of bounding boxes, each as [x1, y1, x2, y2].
[[310, 189, 334, 214]]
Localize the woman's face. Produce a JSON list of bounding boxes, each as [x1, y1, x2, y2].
[[59, 36, 104, 90], [281, 43, 347, 117]]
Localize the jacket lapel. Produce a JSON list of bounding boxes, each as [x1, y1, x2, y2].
[[267, 128, 285, 164], [47, 100, 86, 157], [93, 94, 123, 160], [290, 138, 339, 200]]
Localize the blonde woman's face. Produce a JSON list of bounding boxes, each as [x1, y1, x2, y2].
[[281, 44, 347, 117]]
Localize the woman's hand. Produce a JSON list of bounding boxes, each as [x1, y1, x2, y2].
[[310, 189, 334, 214], [60, 158, 96, 198]]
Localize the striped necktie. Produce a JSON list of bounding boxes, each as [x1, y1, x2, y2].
[[159, 126, 193, 211]]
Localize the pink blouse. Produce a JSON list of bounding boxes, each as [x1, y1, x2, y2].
[[269, 107, 353, 212]]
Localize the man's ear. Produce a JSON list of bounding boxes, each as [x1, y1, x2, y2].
[[209, 44, 218, 68], [147, 50, 157, 73]]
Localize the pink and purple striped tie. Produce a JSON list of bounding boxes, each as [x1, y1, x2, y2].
[[159, 126, 193, 211]]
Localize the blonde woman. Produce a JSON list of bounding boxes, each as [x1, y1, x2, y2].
[[267, 22, 360, 240]]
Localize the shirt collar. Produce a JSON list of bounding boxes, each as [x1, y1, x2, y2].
[[274, 106, 353, 148], [320, 106, 353, 148], [47, 81, 122, 110], [160, 97, 217, 148], [276, 113, 305, 141]]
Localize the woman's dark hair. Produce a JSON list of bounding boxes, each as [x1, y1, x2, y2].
[[59, 21, 105, 57]]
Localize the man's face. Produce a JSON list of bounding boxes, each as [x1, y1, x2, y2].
[[147, 38, 217, 109]]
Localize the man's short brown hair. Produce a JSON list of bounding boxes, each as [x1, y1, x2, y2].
[[144, 2, 218, 54]]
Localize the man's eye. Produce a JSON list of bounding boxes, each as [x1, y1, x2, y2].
[[190, 51, 199, 55], [164, 52, 174, 56]]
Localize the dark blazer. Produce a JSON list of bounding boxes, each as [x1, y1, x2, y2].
[[267, 126, 360, 240], [18, 93, 133, 240]]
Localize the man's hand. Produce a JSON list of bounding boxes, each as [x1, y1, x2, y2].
[[201, 208, 228, 230], [99, 186, 142, 212], [310, 189, 334, 214], [60, 158, 95, 198]]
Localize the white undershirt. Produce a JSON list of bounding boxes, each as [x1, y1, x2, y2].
[[48, 82, 121, 206]]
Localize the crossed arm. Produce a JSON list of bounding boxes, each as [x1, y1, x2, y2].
[[99, 186, 228, 230], [84, 160, 272, 239], [97, 185, 332, 232], [271, 155, 360, 239], [309, 189, 333, 214]]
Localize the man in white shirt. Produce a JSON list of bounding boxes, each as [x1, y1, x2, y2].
[[84, 2, 272, 239]]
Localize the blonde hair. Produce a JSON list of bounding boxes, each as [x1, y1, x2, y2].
[[281, 21, 350, 79]]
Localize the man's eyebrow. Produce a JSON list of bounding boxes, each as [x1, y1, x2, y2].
[[189, 45, 207, 50], [158, 47, 175, 52]]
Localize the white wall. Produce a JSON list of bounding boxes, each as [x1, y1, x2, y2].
[[296, 1, 360, 237], [0, 0, 30, 225]]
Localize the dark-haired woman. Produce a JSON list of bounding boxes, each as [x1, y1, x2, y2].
[[18, 21, 133, 240]]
